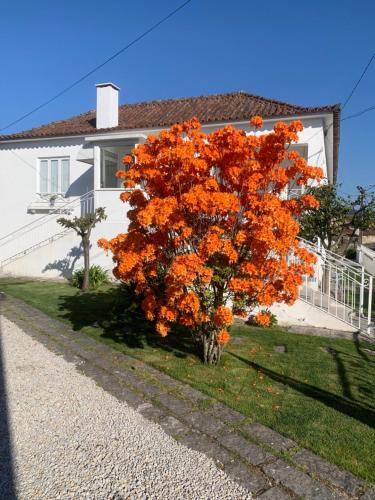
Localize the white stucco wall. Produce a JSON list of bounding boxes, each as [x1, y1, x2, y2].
[[0, 137, 94, 239], [270, 300, 357, 332], [357, 245, 375, 275], [0, 227, 117, 280], [244, 116, 328, 181]]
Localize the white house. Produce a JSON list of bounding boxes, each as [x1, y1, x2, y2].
[[0, 82, 340, 280], [7, 83, 371, 335]]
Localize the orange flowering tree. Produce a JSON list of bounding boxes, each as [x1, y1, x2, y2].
[[99, 116, 321, 364]]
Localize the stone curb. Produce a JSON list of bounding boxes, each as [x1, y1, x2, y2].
[[1, 294, 373, 499]]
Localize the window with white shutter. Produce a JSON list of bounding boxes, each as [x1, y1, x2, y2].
[[38, 157, 70, 194]]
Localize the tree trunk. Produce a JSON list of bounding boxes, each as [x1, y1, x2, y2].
[[200, 330, 223, 365], [82, 235, 90, 291]]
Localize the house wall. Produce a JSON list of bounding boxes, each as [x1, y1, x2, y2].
[[0, 224, 121, 280], [0, 137, 93, 238], [242, 116, 328, 181], [362, 234, 375, 249], [270, 300, 357, 333], [0, 116, 328, 280]]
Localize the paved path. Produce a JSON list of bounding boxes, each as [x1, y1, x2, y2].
[[0, 293, 374, 499], [0, 316, 251, 499]]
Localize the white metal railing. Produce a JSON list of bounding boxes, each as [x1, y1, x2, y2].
[[296, 237, 374, 337], [0, 191, 95, 269]]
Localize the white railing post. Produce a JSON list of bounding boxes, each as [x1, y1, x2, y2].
[[327, 265, 331, 314], [316, 236, 322, 254], [368, 275, 373, 335], [360, 267, 365, 316]]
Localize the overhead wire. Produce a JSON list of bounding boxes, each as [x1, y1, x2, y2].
[[297, 50, 375, 143], [0, 0, 193, 133], [342, 52, 375, 110]]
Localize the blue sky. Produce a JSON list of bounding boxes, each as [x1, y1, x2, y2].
[[0, 0, 374, 194]]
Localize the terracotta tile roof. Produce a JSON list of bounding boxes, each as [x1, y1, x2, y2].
[[0, 91, 340, 179]]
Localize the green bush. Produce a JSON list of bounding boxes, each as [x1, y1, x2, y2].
[[345, 247, 357, 261], [71, 265, 109, 290], [267, 311, 278, 327], [247, 310, 278, 327]]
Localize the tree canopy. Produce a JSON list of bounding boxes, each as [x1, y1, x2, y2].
[[99, 117, 321, 364], [300, 184, 375, 252]]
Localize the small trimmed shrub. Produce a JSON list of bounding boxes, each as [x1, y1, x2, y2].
[[345, 247, 357, 261], [267, 312, 278, 327], [247, 310, 278, 328], [71, 265, 109, 290]]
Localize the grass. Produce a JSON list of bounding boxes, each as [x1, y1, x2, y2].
[[1, 277, 374, 482]]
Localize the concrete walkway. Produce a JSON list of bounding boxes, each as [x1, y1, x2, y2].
[[0, 293, 374, 499]]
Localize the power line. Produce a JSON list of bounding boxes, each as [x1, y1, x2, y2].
[[342, 104, 375, 121], [302, 50, 375, 141], [302, 51, 375, 140], [0, 0, 193, 133], [304, 101, 375, 144], [342, 51, 375, 110]]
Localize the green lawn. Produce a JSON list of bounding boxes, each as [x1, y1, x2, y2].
[[1, 277, 374, 482]]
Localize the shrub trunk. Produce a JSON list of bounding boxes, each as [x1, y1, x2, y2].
[[197, 330, 223, 365], [82, 236, 90, 291]]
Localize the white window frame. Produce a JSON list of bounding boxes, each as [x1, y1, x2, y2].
[[287, 177, 304, 200], [284, 144, 308, 200], [38, 157, 70, 195], [99, 143, 135, 190]]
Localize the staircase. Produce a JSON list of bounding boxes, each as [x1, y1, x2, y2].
[[0, 191, 94, 271], [296, 237, 374, 339]]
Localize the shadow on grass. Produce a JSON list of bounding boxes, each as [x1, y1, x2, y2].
[[333, 352, 353, 400], [229, 351, 375, 428], [334, 343, 375, 409], [353, 332, 375, 363], [0, 280, 36, 287], [57, 285, 196, 359]]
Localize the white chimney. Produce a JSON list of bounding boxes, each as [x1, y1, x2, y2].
[[96, 83, 120, 129]]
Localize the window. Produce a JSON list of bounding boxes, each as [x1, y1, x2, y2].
[[100, 145, 133, 188], [39, 157, 70, 194], [287, 177, 303, 199], [285, 145, 307, 200]]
